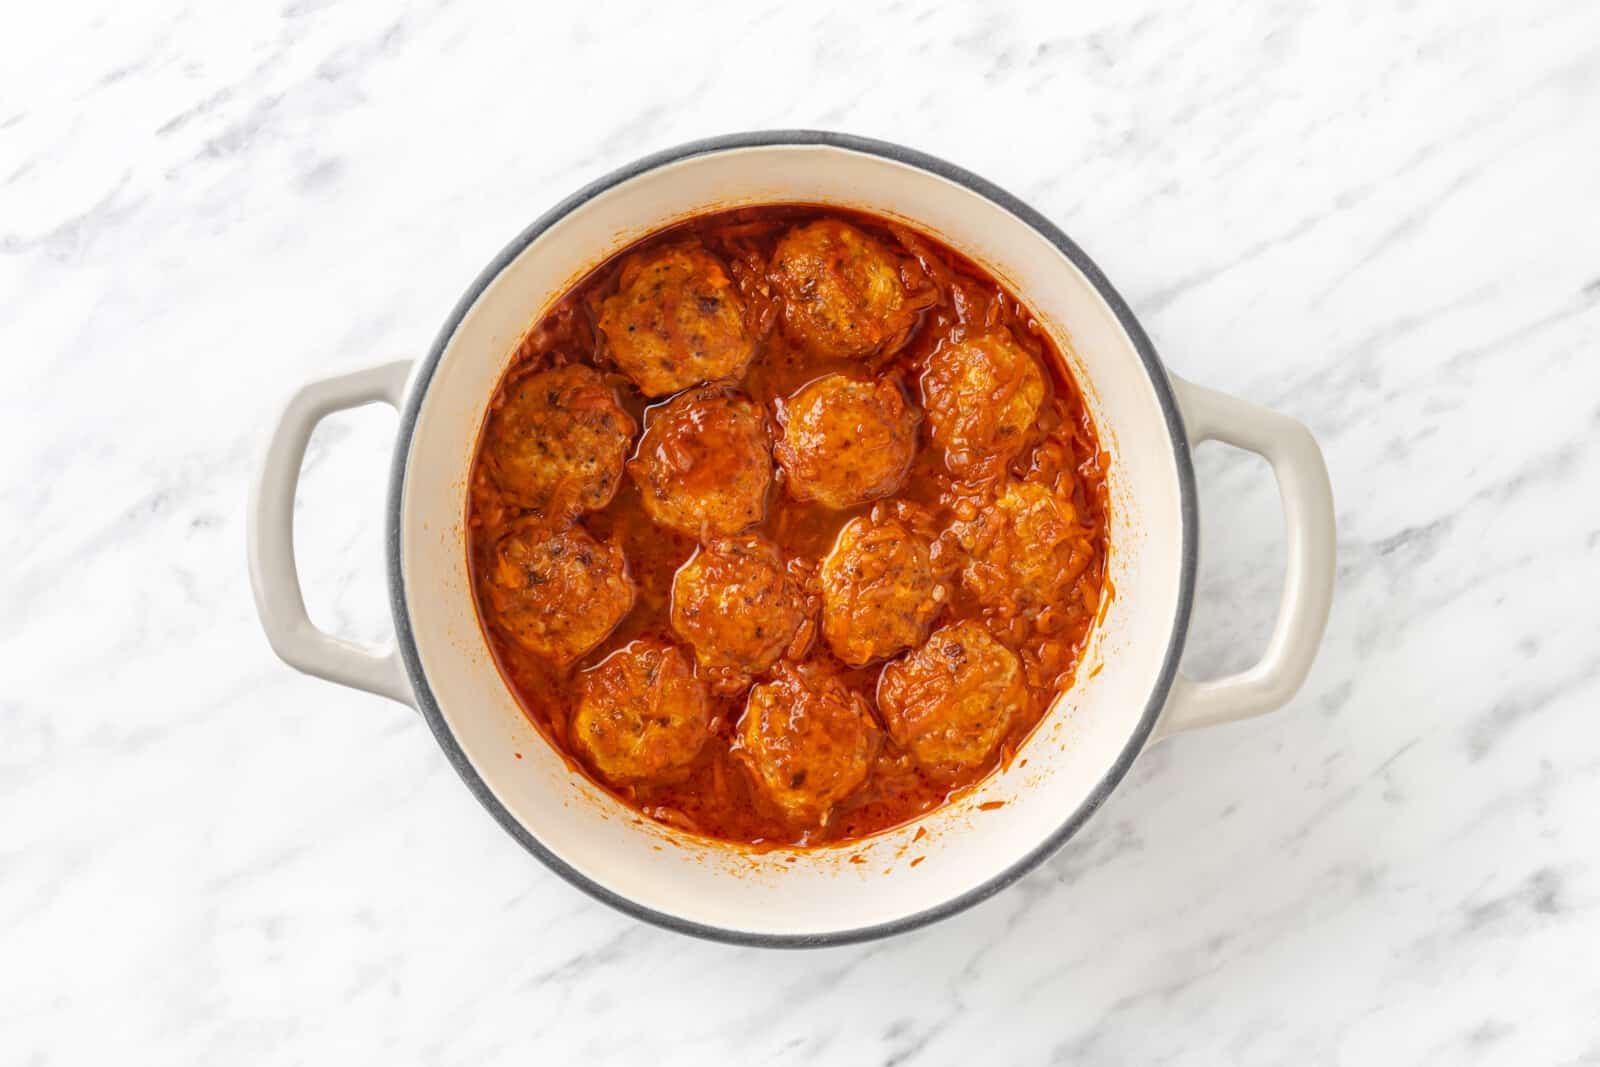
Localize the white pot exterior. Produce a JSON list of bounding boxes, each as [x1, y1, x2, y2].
[[249, 133, 1334, 946]]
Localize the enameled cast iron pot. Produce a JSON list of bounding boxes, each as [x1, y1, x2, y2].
[[247, 131, 1336, 947]]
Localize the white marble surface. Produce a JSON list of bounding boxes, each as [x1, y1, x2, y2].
[[5, 1, 1599, 1062]]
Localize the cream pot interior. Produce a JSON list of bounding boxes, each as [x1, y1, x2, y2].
[[392, 139, 1191, 942]]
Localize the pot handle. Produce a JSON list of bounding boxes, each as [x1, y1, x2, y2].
[[1151, 375, 1335, 741], [247, 360, 417, 707]]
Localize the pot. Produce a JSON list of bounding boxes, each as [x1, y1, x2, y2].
[[247, 131, 1335, 946]]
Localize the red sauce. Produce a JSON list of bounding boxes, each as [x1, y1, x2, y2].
[[466, 205, 1109, 848]]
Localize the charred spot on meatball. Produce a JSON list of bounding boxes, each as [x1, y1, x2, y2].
[[481, 364, 636, 517], [628, 384, 773, 539], [597, 244, 756, 397], [670, 535, 807, 685], [774, 373, 918, 510], [876, 620, 1026, 780], [570, 638, 711, 786], [483, 518, 635, 665], [736, 662, 879, 828], [953, 479, 1096, 617], [819, 512, 943, 667], [770, 219, 918, 359], [920, 332, 1046, 480]]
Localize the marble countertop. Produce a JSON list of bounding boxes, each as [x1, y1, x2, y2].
[[5, 1, 1598, 1062]]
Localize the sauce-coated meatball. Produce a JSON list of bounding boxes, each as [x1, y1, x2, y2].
[[481, 365, 636, 517], [921, 332, 1046, 479], [819, 513, 942, 666], [628, 385, 772, 539], [954, 480, 1096, 616], [570, 638, 711, 786], [770, 220, 916, 359], [671, 535, 806, 680], [597, 244, 756, 397], [484, 519, 635, 665], [876, 620, 1026, 780], [774, 374, 918, 510], [736, 662, 879, 828]]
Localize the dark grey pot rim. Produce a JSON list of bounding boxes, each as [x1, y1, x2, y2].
[[385, 130, 1198, 949]]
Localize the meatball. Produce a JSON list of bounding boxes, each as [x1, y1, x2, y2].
[[597, 244, 756, 397], [628, 385, 773, 539], [483, 519, 635, 665], [570, 638, 711, 786], [920, 332, 1046, 479], [671, 535, 807, 680], [774, 374, 918, 510], [481, 364, 636, 517], [819, 513, 942, 666], [954, 480, 1096, 616], [736, 662, 879, 828], [770, 219, 917, 359], [876, 620, 1027, 780]]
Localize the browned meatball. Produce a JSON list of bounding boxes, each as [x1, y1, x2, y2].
[[920, 332, 1046, 479], [774, 374, 918, 510], [483, 519, 635, 665], [876, 620, 1026, 780], [954, 480, 1096, 616], [570, 638, 711, 786], [671, 535, 806, 681], [736, 662, 879, 828], [770, 220, 917, 359], [481, 365, 636, 517], [597, 244, 756, 397], [628, 385, 773, 539], [819, 513, 942, 666]]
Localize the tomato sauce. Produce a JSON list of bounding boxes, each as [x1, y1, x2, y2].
[[466, 205, 1109, 848]]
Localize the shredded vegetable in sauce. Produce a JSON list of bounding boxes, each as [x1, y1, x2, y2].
[[466, 206, 1108, 847]]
